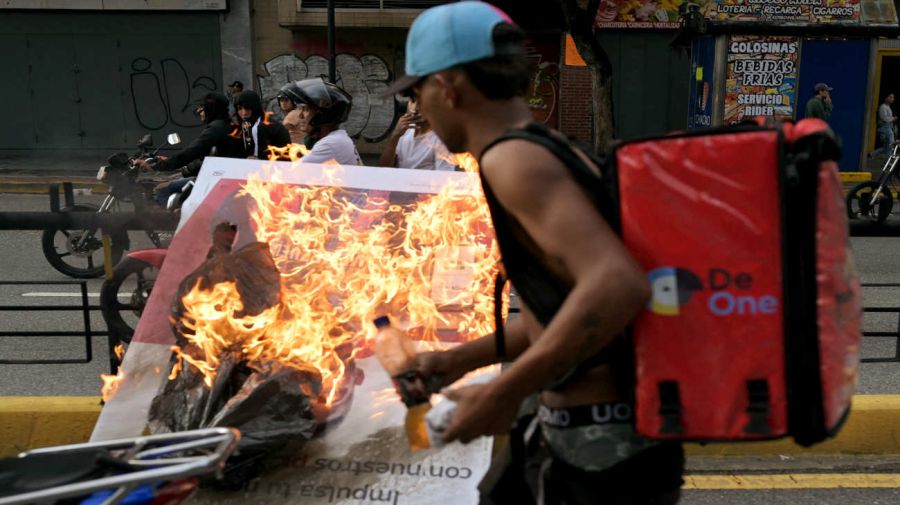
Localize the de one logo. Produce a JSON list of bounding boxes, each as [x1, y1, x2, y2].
[[647, 267, 779, 317]]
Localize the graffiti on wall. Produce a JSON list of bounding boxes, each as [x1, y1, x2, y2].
[[257, 53, 396, 142], [130, 57, 217, 131]]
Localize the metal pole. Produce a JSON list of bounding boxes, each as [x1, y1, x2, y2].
[[328, 0, 336, 83]]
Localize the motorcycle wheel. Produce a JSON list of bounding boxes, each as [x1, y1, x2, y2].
[[100, 256, 159, 344], [41, 204, 127, 278], [846, 181, 893, 224]]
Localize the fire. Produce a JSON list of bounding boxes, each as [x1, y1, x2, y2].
[[100, 370, 124, 402], [171, 163, 503, 408], [449, 152, 479, 173], [99, 344, 128, 401], [268, 143, 311, 162]]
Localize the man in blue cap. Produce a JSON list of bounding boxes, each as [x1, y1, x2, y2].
[[391, 2, 684, 503]]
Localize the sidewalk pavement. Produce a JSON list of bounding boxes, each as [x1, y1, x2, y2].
[[0, 150, 108, 194], [0, 151, 875, 195]]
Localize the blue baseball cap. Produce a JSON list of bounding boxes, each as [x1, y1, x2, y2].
[[383, 1, 517, 96]]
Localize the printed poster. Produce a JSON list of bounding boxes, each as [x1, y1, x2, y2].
[[724, 36, 799, 125], [91, 158, 500, 504]]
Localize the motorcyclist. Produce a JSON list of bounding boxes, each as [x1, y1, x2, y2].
[[279, 78, 361, 165], [234, 89, 291, 159], [277, 84, 309, 145], [134, 91, 241, 205]]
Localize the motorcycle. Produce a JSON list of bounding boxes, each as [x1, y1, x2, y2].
[[100, 178, 194, 344], [846, 142, 900, 224], [41, 133, 180, 279]]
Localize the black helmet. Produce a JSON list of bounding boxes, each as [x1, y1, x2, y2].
[[197, 91, 230, 123], [281, 78, 352, 127]]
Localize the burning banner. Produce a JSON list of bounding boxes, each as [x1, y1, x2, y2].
[[92, 156, 502, 504]]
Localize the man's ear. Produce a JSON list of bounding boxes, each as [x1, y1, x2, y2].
[[435, 71, 464, 109]]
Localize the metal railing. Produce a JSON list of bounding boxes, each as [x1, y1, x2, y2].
[[860, 283, 900, 363], [0, 280, 119, 374]]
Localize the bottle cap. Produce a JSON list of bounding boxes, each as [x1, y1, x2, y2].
[[373, 315, 391, 328]]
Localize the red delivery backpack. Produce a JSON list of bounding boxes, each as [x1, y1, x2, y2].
[[490, 120, 861, 446], [612, 119, 862, 445]]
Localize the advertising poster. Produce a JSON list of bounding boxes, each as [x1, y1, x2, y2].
[[724, 36, 799, 125], [92, 158, 501, 504], [688, 36, 716, 129]]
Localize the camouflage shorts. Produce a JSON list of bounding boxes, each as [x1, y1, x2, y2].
[[536, 402, 656, 472]]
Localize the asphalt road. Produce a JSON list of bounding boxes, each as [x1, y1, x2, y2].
[[1, 192, 899, 397], [0, 192, 156, 396], [1, 192, 899, 504]]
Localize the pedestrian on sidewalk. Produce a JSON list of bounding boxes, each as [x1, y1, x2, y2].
[[805, 83, 833, 122], [870, 93, 897, 160], [378, 94, 457, 171]]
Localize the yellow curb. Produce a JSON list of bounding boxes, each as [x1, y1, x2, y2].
[[2, 395, 897, 457], [686, 395, 900, 456], [683, 473, 900, 489], [0, 396, 101, 457], [840, 172, 872, 182]]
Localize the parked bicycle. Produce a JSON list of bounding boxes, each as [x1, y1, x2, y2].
[[41, 134, 180, 278], [846, 142, 900, 224]]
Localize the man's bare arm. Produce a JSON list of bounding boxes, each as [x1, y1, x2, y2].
[[416, 316, 530, 387]]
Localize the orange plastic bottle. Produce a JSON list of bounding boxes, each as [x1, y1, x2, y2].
[[372, 315, 418, 376], [372, 315, 431, 451]]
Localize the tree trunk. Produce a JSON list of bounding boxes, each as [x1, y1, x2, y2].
[[558, 0, 615, 153]]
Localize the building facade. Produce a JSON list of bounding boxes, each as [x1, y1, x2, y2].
[[0, 0, 250, 151]]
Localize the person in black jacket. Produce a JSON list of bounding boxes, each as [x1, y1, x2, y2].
[[135, 91, 242, 205], [136, 92, 241, 175], [234, 89, 291, 159]]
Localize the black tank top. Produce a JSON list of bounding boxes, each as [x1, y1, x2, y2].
[[478, 123, 627, 388]]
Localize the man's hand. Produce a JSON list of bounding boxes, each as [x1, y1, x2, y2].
[[391, 112, 423, 138], [824, 96, 833, 106], [134, 155, 167, 172], [441, 383, 519, 444], [414, 350, 468, 391]]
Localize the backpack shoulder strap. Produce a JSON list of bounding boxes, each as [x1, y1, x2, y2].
[[480, 124, 623, 375], [479, 122, 618, 229]]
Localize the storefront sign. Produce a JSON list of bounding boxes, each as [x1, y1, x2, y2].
[[707, 0, 860, 24], [593, 0, 896, 28], [724, 35, 799, 125]]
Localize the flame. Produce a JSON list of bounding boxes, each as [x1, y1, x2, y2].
[[99, 344, 127, 402], [450, 152, 480, 173], [172, 162, 503, 408], [100, 370, 124, 402], [263, 111, 275, 126], [268, 143, 310, 162]]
